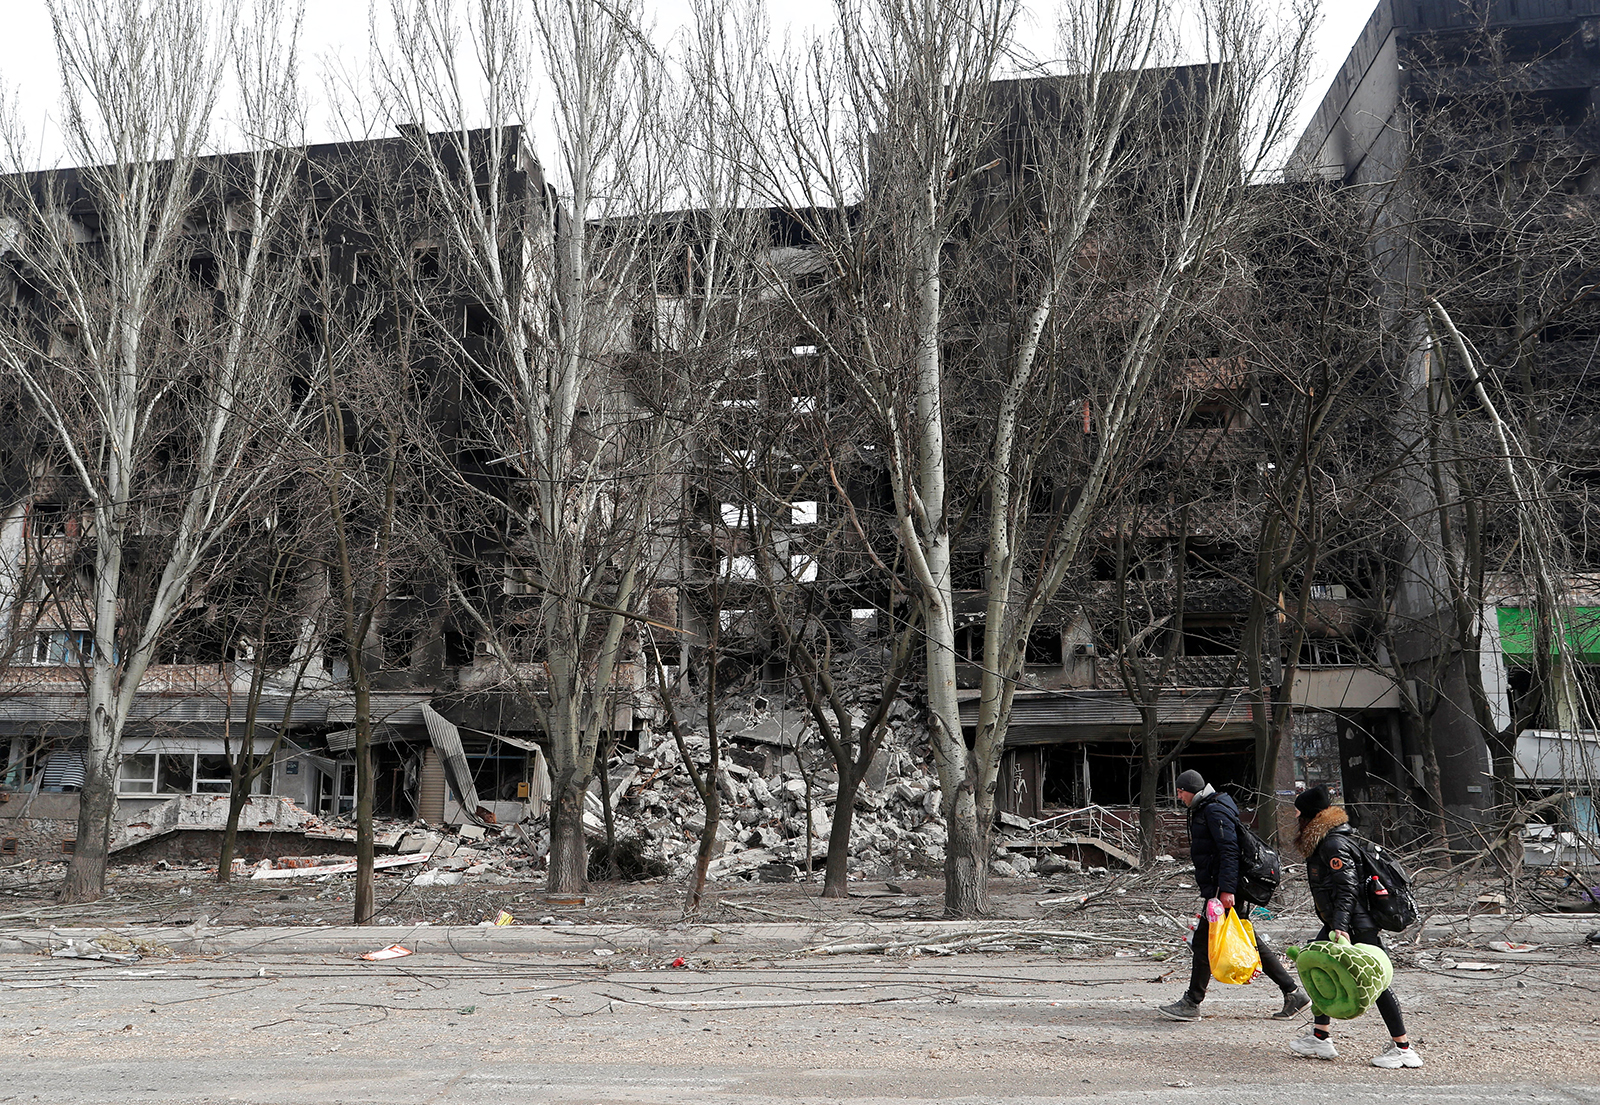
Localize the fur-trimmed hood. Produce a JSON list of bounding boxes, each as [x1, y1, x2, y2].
[[1295, 805, 1349, 858]]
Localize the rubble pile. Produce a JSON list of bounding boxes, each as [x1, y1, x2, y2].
[[539, 698, 1138, 885], [97, 699, 1146, 892], [114, 794, 341, 853], [230, 699, 1147, 888], [587, 733, 951, 884], [243, 819, 540, 885]]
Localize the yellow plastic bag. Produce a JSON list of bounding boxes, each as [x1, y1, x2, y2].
[[1208, 907, 1261, 985]]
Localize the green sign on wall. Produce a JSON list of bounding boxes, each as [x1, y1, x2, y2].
[[1497, 607, 1600, 662]]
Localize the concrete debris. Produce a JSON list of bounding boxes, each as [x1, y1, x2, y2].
[[48, 932, 173, 962], [412, 694, 1148, 886], [111, 793, 413, 862], [102, 696, 1144, 891], [248, 853, 429, 880], [51, 939, 141, 964], [113, 795, 324, 852]]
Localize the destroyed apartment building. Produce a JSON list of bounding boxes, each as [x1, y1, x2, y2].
[[4, 4, 1600, 882]]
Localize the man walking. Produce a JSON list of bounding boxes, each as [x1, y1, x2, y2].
[[1158, 768, 1309, 1022], [1288, 785, 1422, 1068]]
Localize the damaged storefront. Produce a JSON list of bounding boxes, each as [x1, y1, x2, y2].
[[970, 687, 1265, 855]]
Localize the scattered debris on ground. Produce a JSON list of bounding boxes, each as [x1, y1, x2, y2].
[[1, 704, 1594, 956]]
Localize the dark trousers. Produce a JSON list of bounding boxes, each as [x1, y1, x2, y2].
[[1186, 905, 1297, 1003], [1310, 926, 1406, 1038]]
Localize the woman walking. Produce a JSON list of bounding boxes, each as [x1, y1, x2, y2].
[[1290, 785, 1423, 1069]]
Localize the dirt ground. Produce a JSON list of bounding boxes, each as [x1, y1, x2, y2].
[[1, 849, 1594, 936], [4, 853, 1599, 1103]]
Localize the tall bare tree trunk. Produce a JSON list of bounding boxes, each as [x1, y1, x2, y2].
[[62, 728, 116, 902], [547, 766, 589, 895], [823, 768, 863, 898]]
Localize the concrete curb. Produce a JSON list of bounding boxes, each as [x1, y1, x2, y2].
[[0, 913, 1593, 959]]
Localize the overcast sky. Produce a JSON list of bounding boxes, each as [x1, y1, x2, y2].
[[1, 0, 1376, 167]]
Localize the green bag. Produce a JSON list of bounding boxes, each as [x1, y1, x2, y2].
[[1285, 933, 1393, 1020]]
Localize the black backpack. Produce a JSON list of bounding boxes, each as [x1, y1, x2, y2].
[[1353, 837, 1419, 931], [1234, 818, 1283, 906]]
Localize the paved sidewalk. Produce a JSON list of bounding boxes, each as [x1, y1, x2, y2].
[[1, 912, 1594, 958], [2, 945, 1597, 1104]]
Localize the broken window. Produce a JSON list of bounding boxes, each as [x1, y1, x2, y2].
[[718, 608, 754, 636], [444, 630, 474, 667], [413, 245, 442, 280], [28, 502, 73, 540], [195, 755, 232, 794], [1024, 627, 1064, 666], [1182, 620, 1238, 657], [2, 737, 44, 789], [30, 630, 94, 666], [463, 304, 495, 339], [118, 754, 157, 794], [383, 623, 419, 668], [1183, 403, 1232, 431], [158, 755, 192, 794], [120, 751, 265, 797], [1298, 638, 1353, 666], [719, 502, 754, 529], [952, 624, 985, 664], [718, 553, 757, 580]]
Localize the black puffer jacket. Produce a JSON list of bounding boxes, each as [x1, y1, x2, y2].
[[1297, 806, 1373, 934], [1187, 788, 1241, 899]]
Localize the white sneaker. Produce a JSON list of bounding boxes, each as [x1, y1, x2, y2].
[[1289, 1031, 1338, 1060], [1372, 1043, 1423, 1068]]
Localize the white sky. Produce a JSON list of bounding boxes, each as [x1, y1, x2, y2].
[[1, 0, 1376, 167]]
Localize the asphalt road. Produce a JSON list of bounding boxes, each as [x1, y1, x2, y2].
[[2, 945, 1597, 1104]]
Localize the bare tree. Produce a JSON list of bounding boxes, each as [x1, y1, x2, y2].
[[207, 468, 330, 881], [370, 0, 678, 893], [757, 0, 1312, 914], [0, 0, 308, 902], [1319, 14, 1600, 864]]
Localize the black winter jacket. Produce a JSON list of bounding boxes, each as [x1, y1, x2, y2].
[[1297, 807, 1374, 935], [1186, 789, 1241, 899]]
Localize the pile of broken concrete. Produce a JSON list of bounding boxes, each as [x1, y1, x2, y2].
[[156, 700, 1138, 888]]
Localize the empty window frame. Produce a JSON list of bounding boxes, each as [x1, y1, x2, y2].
[[30, 630, 94, 666], [719, 502, 754, 529], [117, 752, 267, 797], [1298, 638, 1354, 666], [718, 553, 758, 580]]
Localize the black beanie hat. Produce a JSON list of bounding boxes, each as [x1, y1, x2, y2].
[[1295, 784, 1332, 818], [1175, 769, 1205, 793]]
